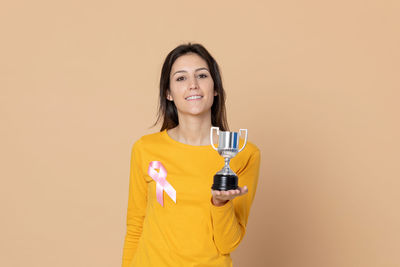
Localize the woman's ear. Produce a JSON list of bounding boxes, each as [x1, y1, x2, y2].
[[166, 91, 173, 101], [214, 91, 218, 96]]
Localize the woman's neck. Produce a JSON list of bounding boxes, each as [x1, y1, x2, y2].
[[167, 113, 213, 146]]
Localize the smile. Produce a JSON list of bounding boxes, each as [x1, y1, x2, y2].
[[185, 95, 203, 101]]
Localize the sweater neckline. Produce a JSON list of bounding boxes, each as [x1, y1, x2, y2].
[[161, 129, 214, 150]]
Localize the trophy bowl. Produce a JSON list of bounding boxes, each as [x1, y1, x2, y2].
[[210, 127, 248, 191]]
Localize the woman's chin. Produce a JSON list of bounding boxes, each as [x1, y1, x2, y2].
[[178, 109, 211, 118]]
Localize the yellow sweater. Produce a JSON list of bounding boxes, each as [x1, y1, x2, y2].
[[122, 130, 261, 267]]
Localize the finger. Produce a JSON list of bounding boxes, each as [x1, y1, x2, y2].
[[230, 187, 243, 196], [215, 195, 229, 201], [215, 190, 231, 200], [224, 189, 239, 198], [231, 190, 239, 196], [228, 189, 238, 196], [212, 190, 221, 196], [240, 186, 248, 195]]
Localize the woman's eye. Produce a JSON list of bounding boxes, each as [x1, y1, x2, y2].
[[176, 76, 185, 81], [198, 74, 208, 78]]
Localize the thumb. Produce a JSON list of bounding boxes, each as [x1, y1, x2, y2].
[[241, 185, 248, 195]]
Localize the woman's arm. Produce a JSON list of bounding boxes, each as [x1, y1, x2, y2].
[[210, 149, 261, 254], [122, 140, 147, 267]]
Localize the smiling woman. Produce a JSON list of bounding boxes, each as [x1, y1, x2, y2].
[[122, 43, 261, 267], [156, 43, 229, 133], [166, 53, 217, 120]]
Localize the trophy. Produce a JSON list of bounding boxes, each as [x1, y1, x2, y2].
[[210, 127, 248, 191]]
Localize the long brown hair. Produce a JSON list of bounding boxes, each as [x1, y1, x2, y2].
[[154, 43, 229, 131]]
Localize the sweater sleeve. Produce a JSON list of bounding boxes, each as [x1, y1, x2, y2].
[[122, 140, 147, 267], [210, 148, 261, 254]]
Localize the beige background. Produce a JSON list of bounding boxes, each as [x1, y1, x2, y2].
[[1, 1, 399, 266]]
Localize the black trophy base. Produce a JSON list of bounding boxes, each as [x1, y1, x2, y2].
[[211, 174, 238, 191]]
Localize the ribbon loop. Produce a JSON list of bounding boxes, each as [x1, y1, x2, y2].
[[148, 161, 176, 206]]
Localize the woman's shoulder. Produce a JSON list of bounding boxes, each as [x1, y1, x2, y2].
[[139, 131, 164, 142], [240, 139, 260, 157], [231, 139, 260, 167], [131, 131, 166, 149], [231, 139, 260, 174]]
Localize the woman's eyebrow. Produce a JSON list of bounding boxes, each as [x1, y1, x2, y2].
[[195, 67, 209, 72], [172, 67, 210, 76]]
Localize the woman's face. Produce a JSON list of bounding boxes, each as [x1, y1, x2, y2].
[[168, 53, 216, 118]]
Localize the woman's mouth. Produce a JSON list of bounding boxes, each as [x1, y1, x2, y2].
[[185, 95, 203, 101]]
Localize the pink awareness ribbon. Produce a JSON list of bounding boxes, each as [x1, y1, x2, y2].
[[147, 161, 176, 206]]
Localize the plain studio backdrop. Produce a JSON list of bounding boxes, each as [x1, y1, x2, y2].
[[1, 1, 399, 266]]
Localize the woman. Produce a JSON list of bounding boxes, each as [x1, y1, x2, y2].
[[122, 43, 260, 267]]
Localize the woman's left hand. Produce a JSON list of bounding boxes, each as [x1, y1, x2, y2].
[[211, 186, 248, 206]]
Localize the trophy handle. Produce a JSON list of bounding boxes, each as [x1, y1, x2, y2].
[[210, 127, 219, 151], [238, 129, 248, 152]]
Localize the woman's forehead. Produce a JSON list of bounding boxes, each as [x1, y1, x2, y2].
[[171, 53, 209, 72]]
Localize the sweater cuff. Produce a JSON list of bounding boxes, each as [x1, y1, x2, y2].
[[210, 199, 234, 215]]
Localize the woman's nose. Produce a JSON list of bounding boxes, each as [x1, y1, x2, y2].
[[188, 76, 199, 90]]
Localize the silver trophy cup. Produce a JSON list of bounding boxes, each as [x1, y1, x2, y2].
[[210, 127, 248, 190]]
